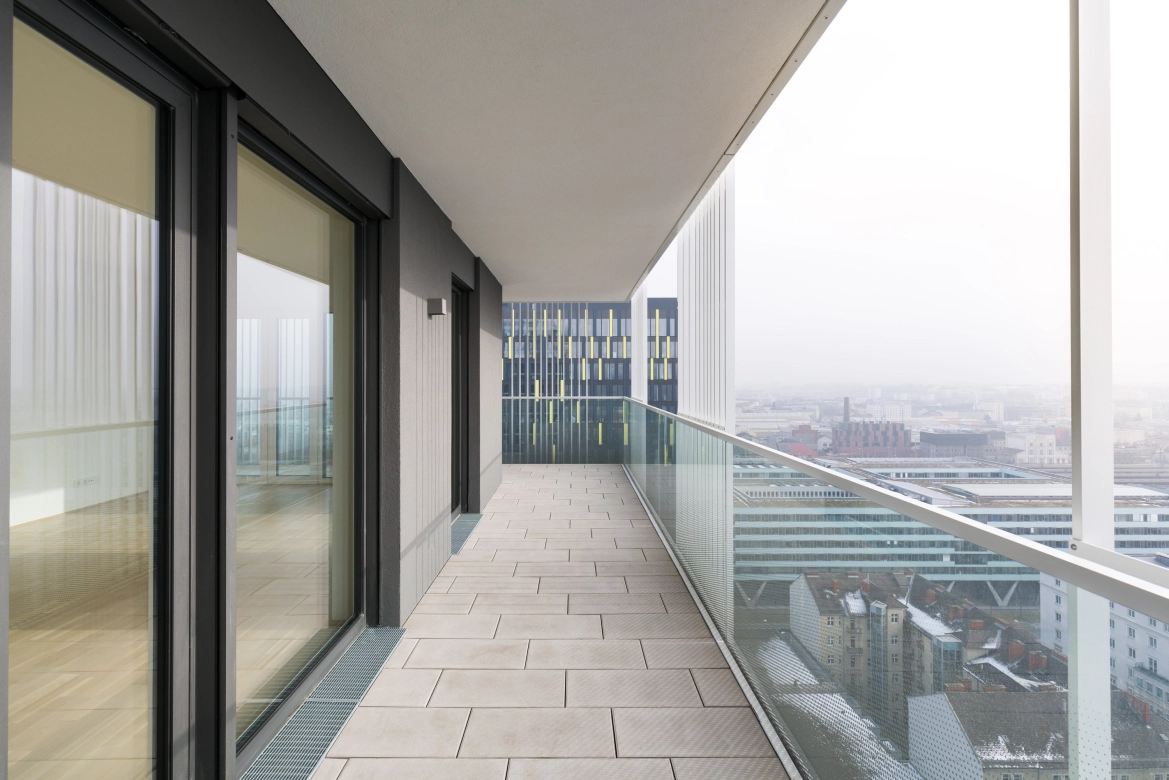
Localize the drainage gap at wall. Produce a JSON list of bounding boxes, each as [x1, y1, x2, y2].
[[451, 513, 483, 554], [242, 627, 406, 780]]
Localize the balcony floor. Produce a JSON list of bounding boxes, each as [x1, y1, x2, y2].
[[318, 464, 787, 780]]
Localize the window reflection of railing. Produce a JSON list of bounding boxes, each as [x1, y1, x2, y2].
[[277, 318, 311, 476], [237, 318, 262, 473]]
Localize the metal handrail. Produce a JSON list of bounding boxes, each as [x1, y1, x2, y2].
[[622, 396, 1169, 623]]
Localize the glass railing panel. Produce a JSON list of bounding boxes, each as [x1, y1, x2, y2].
[[502, 398, 627, 464], [625, 405, 1167, 780]]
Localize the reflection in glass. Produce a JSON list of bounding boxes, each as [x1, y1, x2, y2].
[[9, 19, 159, 779], [624, 404, 1169, 779], [234, 146, 355, 744]]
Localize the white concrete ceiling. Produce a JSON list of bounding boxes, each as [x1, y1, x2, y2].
[[267, 0, 832, 301]]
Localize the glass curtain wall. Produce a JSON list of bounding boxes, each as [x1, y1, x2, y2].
[[234, 144, 356, 744], [9, 18, 160, 778]]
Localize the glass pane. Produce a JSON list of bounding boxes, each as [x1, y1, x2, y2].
[[9, 19, 158, 779], [1111, 3, 1169, 526], [234, 145, 356, 744], [625, 406, 1163, 779], [735, 0, 1072, 477]]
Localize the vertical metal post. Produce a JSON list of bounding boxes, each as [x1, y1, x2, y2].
[[1068, 2, 1112, 778]]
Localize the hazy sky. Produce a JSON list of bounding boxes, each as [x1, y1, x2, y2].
[[656, 0, 1169, 390]]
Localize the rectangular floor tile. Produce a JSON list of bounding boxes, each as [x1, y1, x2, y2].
[[569, 594, 664, 615], [337, 758, 507, 780], [458, 708, 615, 758], [428, 670, 565, 707], [603, 614, 709, 639], [491, 549, 569, 562], [625, 576, 689, 594], [362, 668, 441, 707], [670, 758, 788, 780], [312, 758, 346, 780], [495, 614, 602, 639], [515, 562, 596, 577], [383, 637, 420, 669], [641, 640, 728, 669], [414, 594, 477, 615], [539, 577, 626, 594], [595, 562, 679, 577], [641, 549, 672, 562], [566, 670, 702, 707], [526, 640, 646, 670], [615, 537, 664, 549], [449, 550, 497, 562], [329, 708, 469, 758], [546, 539, 617, 549], [506, 759, 673, 780], [470, 594, 568, 615], [447, 577, 540, 594], [403, 614, 500, 638], [569, 548, 646, 562], [613, 709, 773, 758], [405, 639, 529, 669], [569, 518, 634, 529], [440, 562, 518, 577], [660, 593, 699, 613], [470, 540, 547, 551], [691, 668, 749, 707]]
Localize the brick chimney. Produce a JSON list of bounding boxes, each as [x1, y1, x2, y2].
[[832, 580, 840, 594], [969, 619, 984, 630], [1028, 651, 1048, 672], [949, 605, 964, 620], [1009, 641, 1026, 663], [861, 581, 872, 593], [926, 590, 937, 605]]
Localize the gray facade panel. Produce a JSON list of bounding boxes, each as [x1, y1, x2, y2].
[[386, 162, 492, 622], [471, 259, 503, 512]]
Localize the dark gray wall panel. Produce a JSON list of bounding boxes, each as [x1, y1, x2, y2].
[[384, 161, 478, 622], [104, 0, 392, 217], [470, 259, 503, 512]]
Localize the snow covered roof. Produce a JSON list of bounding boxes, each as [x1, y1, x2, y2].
[[905, 604, 955, 638], [967, 656, 1057, 693], [842, 590, 867, 616], [943, 691, 1166, 768]]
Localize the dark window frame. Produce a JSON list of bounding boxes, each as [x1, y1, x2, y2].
[[7, 0, 196, 775], [231, 121, 374, 766]]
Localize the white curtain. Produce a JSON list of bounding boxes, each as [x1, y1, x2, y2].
[[10, 169, 157, 526]]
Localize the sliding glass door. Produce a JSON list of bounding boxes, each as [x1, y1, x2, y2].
[[9, 17, 160, 778], [234, 143, 357, 746]]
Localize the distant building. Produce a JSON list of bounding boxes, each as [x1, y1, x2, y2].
[[646, 297, 678, 413], [733, 457, 1169, 599], [832, 421, 914, 457], [1007, 432, 1070, 466], [908, 690, 1167, 780], [975, 400, 1006, 423], [1042, 564, 1169, 721], [501, 299, 678, 412], [870, 402, 913, 422], [790, 571, 1068, 760], [503, 301, 632, 399], [919, 431, 1007, 460]]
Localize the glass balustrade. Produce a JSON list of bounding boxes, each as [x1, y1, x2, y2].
[[621, 400, 1169, 780]]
